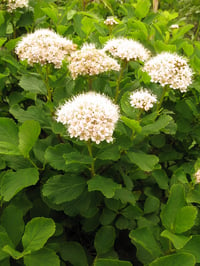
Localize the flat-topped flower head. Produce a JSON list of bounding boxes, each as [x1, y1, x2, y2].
[[103, 37, 151, 62], [104, 16, 119, 26], [68, 43, 120, 79], [15, 29, 77, 68], [5, 0, 29, 12], [55, 92, 120, 144], [130, 89, 157, 111], [143, 52, 193, 92]]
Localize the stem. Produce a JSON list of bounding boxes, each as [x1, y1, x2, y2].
[[27, 156, 39, 170], [153, 0, 159, 12], [115, 60, 127, 103], [45, 64, 52, 102], [88, 76, 93, 90], [87, 140, 95, 177], [156, 85, 168, 113]]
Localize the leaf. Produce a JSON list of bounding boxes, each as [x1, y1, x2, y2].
[[94, 226, 116, 255], [0, 226, 14, 261], [23, 248, 60, 266], [41, 6, 58, 24], [160, 184, 186, 231], [129, 227, 162, 260], [142, 115, 173, 135], [1, 168, 39, 202], [59, 241, 88, 266], [64, 152, 93, 165], [161, 230, 191, 249], [2, 245, 23, 260], [22, 217, 55, 253], [174, 206, 197, 234], [121, 116, 142, 134], [181, 235, 200, 263], [42, 174, 86, 204], [19, 120, 41, 158], [150, 253, 195, 266], [94, 258, 132, 266], [0, 118, 19, 155], [152, 169, 169, 190], [144, 196, 160, 214], [1, 205, 24, 246], [19, 75, 47, 95], [96, 145, 120, 161], [100, 209, 116, 226], [127, 152, 159, 171], [87, 175, 121, 198], [114, 188, 136, 205], [135, 0, 151, 19]]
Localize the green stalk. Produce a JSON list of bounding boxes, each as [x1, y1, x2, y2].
[[45, 64, 53, 103], [156, 85, 168, 113], [115, 60, 127, 103], [87, 140, 95, 177]]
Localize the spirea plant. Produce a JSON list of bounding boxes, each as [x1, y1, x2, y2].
[[1, 0, 200, 265]]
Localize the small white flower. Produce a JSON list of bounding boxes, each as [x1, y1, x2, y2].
[[55, 92, 120, 144], [104, 16, 119, 26], [103, 37, 151, 62], [130, 89, 157, 111], [15, 29, 77, 68], [68, 43, 120, 79], [143, 52, 193, 92], [195, 169, 200, 184], [5, 0, 29, 12], [170, 24, 179, 29]]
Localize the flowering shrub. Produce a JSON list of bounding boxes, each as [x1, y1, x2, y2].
[[1, 0, 200, 266]]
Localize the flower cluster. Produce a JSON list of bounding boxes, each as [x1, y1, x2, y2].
[[104, 16, 119, 26], [15, 29, 77, 68], [130, 89, 157, 111], [103, 38, 151, 62], [5, 0, 29, 12], [143, 52, 193, 92], [68, 44, 120, 79], [194, 169, 200, 184], [55, 92, 119, 144]]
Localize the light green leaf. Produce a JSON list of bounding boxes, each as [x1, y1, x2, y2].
[[0, 226, 14, 261], [1, 168, 39, 202], [150, 253, 195, 266], [94, 258, 132, 266], [121, 116, 142, 134], [41, 6, 58, 24], [161, 230, 191, 249], [22, 217, 55, 253], [127, 152, 159, 171], [94, 226, 116, 255], [19, 120, 41, 158], [174, 206, 197, 234], [87, 175, 121, 198], [161, 184, 186, 231], [24, 248, 60, 266], [0, 118, 19, 155], [19, 75, 47, 95], [142, 115, 173, 135], [59, 241, 88, 266], [114, 188, 136, 205], [2, 245, 23, 260], [181, 235, 200, 262], [135, 0, 151, 19], [42, 174, 86, 204]]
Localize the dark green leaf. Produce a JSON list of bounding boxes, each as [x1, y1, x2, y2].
[[94, 226, 116, 255], [127, 152, 159, 171], [150, 253, 195, 266], [24, 248, 60, 266], [94, 258, 132, 266]]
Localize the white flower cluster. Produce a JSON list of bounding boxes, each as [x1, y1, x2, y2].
[[195, 169, 200, 184], [5, 0, 29, 12], [68, 44, 120, 79], [143, 52, 193, 92], [103, 38, 151, 62], [130, 89, 157, 111], [55, 92, 119, 144], [104, 16, 119, 26], [15, 29, 77, 68]]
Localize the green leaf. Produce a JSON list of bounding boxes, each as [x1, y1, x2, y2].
[[154, 40, 176, 53], [114, 188, 136, 205], [121, 116, 142, 134], [161, 230, 191, 249], [59, 241, 88, 266], [100, 209, 116, 226], [144, 196, 160, 214], [1, 205, 24, 246], [87, 175, 121, 198], [0, 226, 14, 261], [174, 206, 197, 234], [19, 120, 41, 158], [96, 145, 120, 161], [181, 235, 200, 263], [142, 115, 174, 135], [152, 169, 169, 189], [1, 168, 39, 202], [135, 0, 151, 19], [0, 118, 19, 155], [2, 245, 23, 260], [127, 152, 159, 171], [94, 226, 116, 255], [129, 227, 162, 260], [22, 217, 55, 253], [42, 174, 86, 204], [94, 258, 132, 266], [150, 253, 195, 266], [64, 151, 93, 165], [24, 248, 60, 266], [19, 75, 47, 95], [44, 144, 73, 171], [41, 6, 58, 24], [161, 184, 186, 231]]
